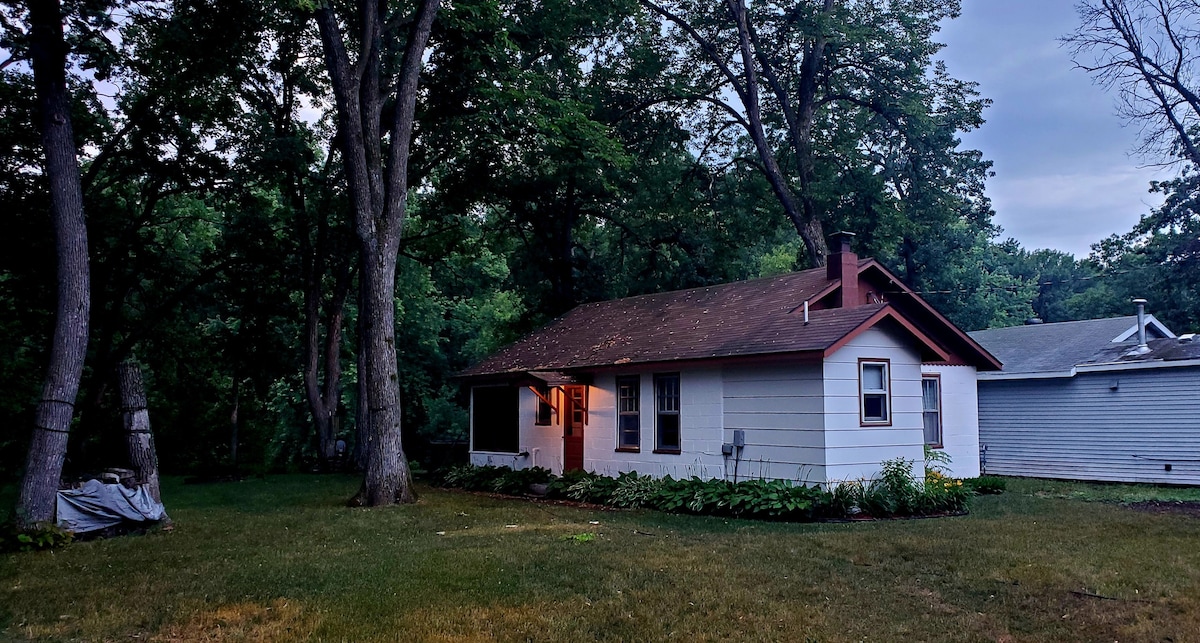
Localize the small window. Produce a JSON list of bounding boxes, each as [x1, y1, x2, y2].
[[616, 376, 640, 451], [534, 384, 553, 426], [859, 360, 890, 425], [922, 375, 942, 447], [654, 373, 681, 453]]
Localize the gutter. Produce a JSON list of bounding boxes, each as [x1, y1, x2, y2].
[[978, 357, 1200, 381]]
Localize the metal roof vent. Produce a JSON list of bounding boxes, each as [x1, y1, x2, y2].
[[1180, 333, 1196, 343], [1129, 298, 1151, 355], [1024, 317, 1044, 325]]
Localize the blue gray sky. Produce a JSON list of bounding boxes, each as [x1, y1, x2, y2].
[[937, 0, 1172, 257]]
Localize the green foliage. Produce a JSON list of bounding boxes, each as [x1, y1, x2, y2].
[[2, 522, 75, 553], [608, 472, 665, 508], [963, 476, 1008, 495], [437, 465, 553, 496], [566, 472, 621, 505], [434, 464, 964, 521]]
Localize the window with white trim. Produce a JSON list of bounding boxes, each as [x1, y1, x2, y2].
[[922, 375, 942, 447], [859, 360, 890, 424]]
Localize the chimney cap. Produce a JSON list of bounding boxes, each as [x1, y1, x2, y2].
[[828, 230, 857, 240], [1132, 298, 1148, 305]]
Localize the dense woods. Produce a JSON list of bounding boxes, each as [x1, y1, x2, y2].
[[1, 0, 1197, 509]]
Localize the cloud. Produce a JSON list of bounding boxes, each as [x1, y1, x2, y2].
[[990, 166, 1165, 256]]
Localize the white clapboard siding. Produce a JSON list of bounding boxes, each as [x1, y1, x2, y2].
[[584, 368, 726, 480], [823, 323, 926, 483], [978, 367, 1200, 484], [722, 362, 827, 484]]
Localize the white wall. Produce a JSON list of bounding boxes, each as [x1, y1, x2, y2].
[[721, 362, 826, 484], [921, 364, 981, 478], [585, 368, 725, 479], [822, 323, 926, 483]]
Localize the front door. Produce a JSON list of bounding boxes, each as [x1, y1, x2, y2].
[[563, 385, 587, 471]]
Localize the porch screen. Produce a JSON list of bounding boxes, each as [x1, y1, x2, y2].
[[472, 386, 519, 453]]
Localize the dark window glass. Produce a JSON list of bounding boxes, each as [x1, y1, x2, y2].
[[534, 385, 553, 426], [655, 374, 681, 452], [472, 386, 519, 453], [617, 376, 640, 449]]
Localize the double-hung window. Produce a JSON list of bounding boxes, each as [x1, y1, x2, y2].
[[922, 375, 942, 447], [654, 373, 681, 453], [616, 376, 640, 451], [859, 360, 890, 425]]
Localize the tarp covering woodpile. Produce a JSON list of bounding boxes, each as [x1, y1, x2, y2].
[[56, 479, 168, 533]]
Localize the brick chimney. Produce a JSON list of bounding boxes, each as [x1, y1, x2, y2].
[[827, 231, 859, 308]]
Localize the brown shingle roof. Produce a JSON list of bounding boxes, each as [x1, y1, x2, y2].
[[459, 268, 897, 377]]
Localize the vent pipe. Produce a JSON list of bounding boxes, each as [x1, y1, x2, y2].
[[1133, 298, 1150, 354]]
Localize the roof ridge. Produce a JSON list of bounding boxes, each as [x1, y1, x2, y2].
[[574, 266, 830, 308], [972, 315, 1136, 333]]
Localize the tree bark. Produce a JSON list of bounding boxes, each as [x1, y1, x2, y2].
[[643, 0, 831, 266], [314, 0, 440, 505], [301, 218, 352, 470], [117, 360, 162, 503], [16, 0, 92, 530]]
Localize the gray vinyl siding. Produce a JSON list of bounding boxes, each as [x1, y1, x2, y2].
[[978, 367, 1200, 484]]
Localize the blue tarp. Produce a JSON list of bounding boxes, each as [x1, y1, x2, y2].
[[56, 479, 167, 533]]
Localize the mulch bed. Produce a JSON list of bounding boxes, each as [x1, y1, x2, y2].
[[1123, 500, 1200, 517]]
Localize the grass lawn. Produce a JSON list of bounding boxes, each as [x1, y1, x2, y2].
[[3, 475, 1200, 642]]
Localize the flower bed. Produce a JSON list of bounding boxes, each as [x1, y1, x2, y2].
[[433, 451, 993, 522]]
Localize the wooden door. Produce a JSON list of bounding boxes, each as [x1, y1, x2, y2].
[[563, 385, 587, 471]]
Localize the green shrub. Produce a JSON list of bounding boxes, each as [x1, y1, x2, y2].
[[566, 472, 620, 504], [609, 472, 664, 508], [437, 459, 974, 522], [963, 475, 1007, 495], [1, 523, 74, 553], [547, 469, 592, 499], [727, 479, 828, 520], [489, 467, 553, 495]]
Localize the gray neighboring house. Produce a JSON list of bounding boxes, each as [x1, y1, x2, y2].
[[969, 309, 1200, 484]]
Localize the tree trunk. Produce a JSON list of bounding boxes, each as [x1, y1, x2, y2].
[[16, 0, 92, 530], [353, 280, 369, 471], [117, 360, 162, 503], [229, 376, 240, 468], [356, 248, 415, 505], [314, 0, 440, 506], [726, 0, 829, 267], [301, 220, 351, 471]]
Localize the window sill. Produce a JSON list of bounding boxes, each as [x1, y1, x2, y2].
[[652, 449, 682, 455], [926, 443, 944, 449], [615, 447, 641, 453], [859, 420, 892, 427]]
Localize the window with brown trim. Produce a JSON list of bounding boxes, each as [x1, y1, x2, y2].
[[654, 373, 681, 453], [859, 360, 890, 425], [922, 374, 942, 447], [616, 376, 640, 451], [534, 384, 553, 426]]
